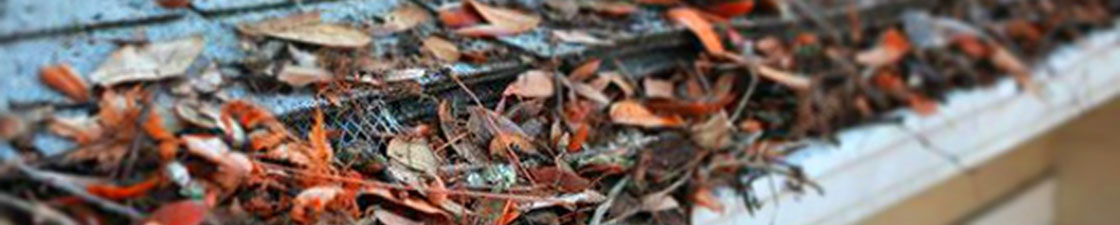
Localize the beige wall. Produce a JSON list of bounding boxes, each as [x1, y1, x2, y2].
[[860, 97, 1120, 225]]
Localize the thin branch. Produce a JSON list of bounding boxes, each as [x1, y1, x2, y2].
[[731, 68, 760, 122], [589, 176, 629, 225], [9, 160, 145, 220], [0, 192, 80, 225]]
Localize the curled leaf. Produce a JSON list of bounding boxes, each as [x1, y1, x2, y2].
[[668, 7, 725, 55], [39, 64, 91, 102]]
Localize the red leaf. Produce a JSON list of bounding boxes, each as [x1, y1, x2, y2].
[[907, 95, 938, 116], [86, 175, 161, 200], [497, 199, 520, 225], [145, 200, 208, 225], [439, 6, 483, 28], [703, 0, 755, 18], [668, 7, 725, 55]]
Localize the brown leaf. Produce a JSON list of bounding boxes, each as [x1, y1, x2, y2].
[[531, 167, 592, 192], [690, 113, 733, 149], [422, 36, 461, 63], [668, 7, 725, 55], [643, 78, 675, 99], [609, 100, 685, 128], [456, 0, 541, 37], [144, 200, 208, 225], [504, 70, 555, 98], [384, 3, 431, 32], [90, 36, 205, 86], [466, 106, 529, 142], [40, 64, 91, 102], [263, 23, 371, 48], [292, 186, 343, 224], [756, 64, 811, 90], [277, 63, 333, 87], [387, 138, 439, 174], [569, 59, 602, 81], [641, 193, 680, 212], [238, 12, 322, 36], [438, 6, 483, 28], [856, 28, 910, 66]]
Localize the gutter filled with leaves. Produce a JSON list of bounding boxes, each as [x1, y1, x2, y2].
[[1, 0, 1118, 224]]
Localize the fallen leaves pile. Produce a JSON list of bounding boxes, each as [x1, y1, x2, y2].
[[2, 0, 1117, 224]]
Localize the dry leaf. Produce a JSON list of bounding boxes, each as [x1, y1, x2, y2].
[[422, 36, 461, 62], [569, 59, 602, 81], [182, 135, 235, 166], [643, 78, 675, 99], [531, 167, 592, 192], [609, 100, 685, 128], [990, 46, 1037, 91], [552, 30, 614, 46], [144, 200, 208, 225], [545, 0, 579, 17], [175, 99, 221, 129], [48, 115, 102, 144], [387, 138, 439, 174], [690, 113, 733, 149], [374, 210, 423, 225], [39, 64, 91, 102], [292, 186, 343, 224], [638, 0, 683, 5], [262, 23, 371, 48], [466, 107, 529, 143], [90, 36, 204, 86], [239, 12, 322, 36], [489, 132, 538, 156], [856, 28, 911, 66], [569, 82, 611, 105], [641, 193, 680, 212], [384, 3, 431, 32], [456, 0, 541, 37], [523, 189, 606, 210], [668, 7, 725, 55], [497, 200, 520, 225], [504, 70, 555, 98], [277, 63, 333, 87]]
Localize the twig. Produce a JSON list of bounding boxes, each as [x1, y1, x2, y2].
[[8, 160, 145, 220], [731, 68, 760, 122], [0, 192, 79, 225], [448, 71, 484, 107], [589, 176, 629, 225]]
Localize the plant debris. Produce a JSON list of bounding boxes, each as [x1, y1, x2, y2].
[[2, 0, 1117, 224]]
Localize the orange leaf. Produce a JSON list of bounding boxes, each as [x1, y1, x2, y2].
[[39, 64, 91, 102], [703, 0, 755, 18], [504, 70, 555, 98], [952, 35, 989, 58], [690, 186, 724, 213], [439, 6, 483, 28], [457, 0, 540, 37], [856, 28, 910, 66], [668, 7, 725, 55], [144, 200, 208, 225], [143, 109, 175, 141], [569, 59, 602, 81], [86, 175, 162, 200], [907, 95, 938, 116], [497, 199, 520, 225], [646, 94, 735, 116], [454, 24, 524, 37], [308, 110, 333, 169], [609, 100, 685, 128], [531, 167, 592, 192], [567, 123, 589, 152]]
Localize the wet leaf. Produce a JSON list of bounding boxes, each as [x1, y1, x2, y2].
[[40, 64, 91, 102], [422, 36, 461, 63], [384, 3, 431, 32], [144, 200, 208, 225], [504, 70, 554, 98], [643, 78, 675, 99], [856, 28, 910, 66], [90, 36, 204, 86], [609, 100, 685, 128], [668, 7, 725, 55], [387, 138, 439, 174]]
